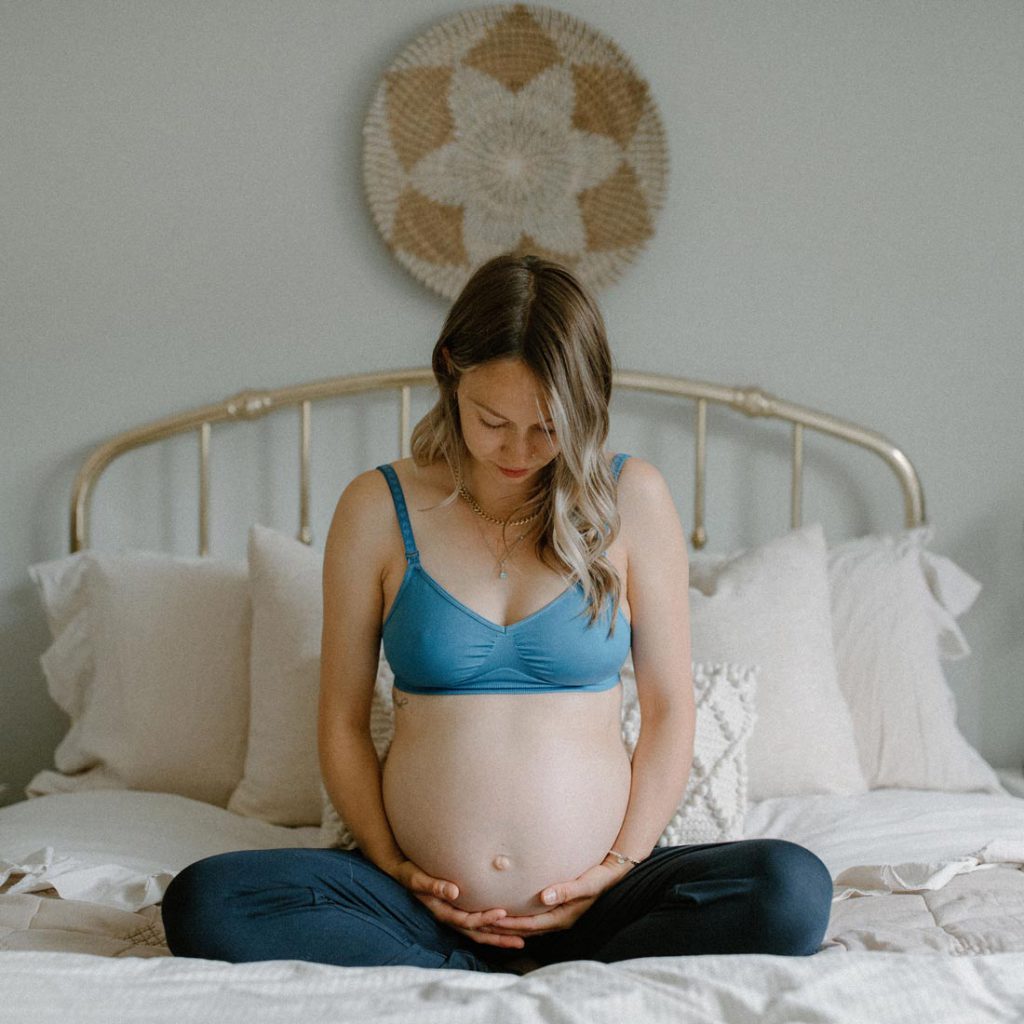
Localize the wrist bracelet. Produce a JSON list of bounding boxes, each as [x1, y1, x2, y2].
[[607, 848, 642, 867]]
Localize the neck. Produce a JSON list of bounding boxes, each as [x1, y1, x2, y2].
[[459, 464, 539, 522]]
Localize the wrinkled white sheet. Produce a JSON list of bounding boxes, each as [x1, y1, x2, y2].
[[744, 786, 1024, 896], [0, 791, 321, 911], [0, 847, 173, 913], [2, 949, 1024, 1024], [831, 838, 1024, 901], [3, 788, 1024, 1021]]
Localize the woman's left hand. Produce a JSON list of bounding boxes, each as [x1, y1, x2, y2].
[[481, 858, 630, 937]]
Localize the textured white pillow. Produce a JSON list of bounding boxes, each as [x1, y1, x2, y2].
[[688, 522, 867, 801], [622, 661, 758, 845], [827, 528, 1001, 792], [27, 551, 250, 807], [321, 658, 758, 850]]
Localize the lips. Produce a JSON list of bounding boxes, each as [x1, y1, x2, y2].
[[498, 466, 529, 476]]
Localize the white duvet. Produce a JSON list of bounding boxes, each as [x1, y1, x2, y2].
[[2, 787, 1024, 1023]]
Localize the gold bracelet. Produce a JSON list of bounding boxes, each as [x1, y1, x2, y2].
[[606, 848, 641, 867]]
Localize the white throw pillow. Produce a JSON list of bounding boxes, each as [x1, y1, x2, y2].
[[228, 524, 397, 826], [827, 528, 1001, 792], [27, 551, 250, 807], [623, 661, 758, 846], [321, 659, 758, 850], [688, 522, 867, 801], [228, 525, 327, 825]]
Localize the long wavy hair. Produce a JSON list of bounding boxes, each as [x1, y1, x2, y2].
[[409, 253, 623, 635]]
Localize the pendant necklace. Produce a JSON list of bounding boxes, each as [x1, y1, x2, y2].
[[493, 528, 530, 579]]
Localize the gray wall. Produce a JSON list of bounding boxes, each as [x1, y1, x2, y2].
[[2, 1, 1022, 806]]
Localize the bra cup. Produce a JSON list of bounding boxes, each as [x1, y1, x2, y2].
[[382, 570, 632, 694], [384, 575, 499, 689], [509, 591, 631, 685]]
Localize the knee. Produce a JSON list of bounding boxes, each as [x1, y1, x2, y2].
[[161, 851, 253, 958], [748, 840, 833, 956]]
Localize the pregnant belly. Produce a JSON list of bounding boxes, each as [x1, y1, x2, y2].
[[381, 694, 632, 916]]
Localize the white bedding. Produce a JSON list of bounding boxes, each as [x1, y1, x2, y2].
[[3, 949, 1024, 1024], [2, 787, 1024, 1022], [0, 791, 322, 911]]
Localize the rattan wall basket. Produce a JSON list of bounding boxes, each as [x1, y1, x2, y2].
[[363, 3, 669, 299]]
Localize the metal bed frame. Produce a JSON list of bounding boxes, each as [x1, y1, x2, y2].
[[68, 369, 926, 555]]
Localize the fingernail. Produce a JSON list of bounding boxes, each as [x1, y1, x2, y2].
[[543, 889, 557, 904], [446, 885, 457, 899]]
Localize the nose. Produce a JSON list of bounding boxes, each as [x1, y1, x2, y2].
[[502, 432, 535, 463]]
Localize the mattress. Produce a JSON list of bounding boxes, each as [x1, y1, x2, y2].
[[2, 787, 1024, 1023]]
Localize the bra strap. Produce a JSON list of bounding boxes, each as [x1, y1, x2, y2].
[[376, 465, 420, 565], [611, 452, 631, 481]]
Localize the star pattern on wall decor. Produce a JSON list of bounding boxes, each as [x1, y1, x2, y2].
[[363, 4, 669, 299]]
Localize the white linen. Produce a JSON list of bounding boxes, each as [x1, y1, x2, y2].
[[688, 522, 866, 800], [0, 791, 321, 911], [826, 529, 1000, 791], [1, 949, 1023, 1024], [692, 526, 999, 795], [27, 551, 251, 807]]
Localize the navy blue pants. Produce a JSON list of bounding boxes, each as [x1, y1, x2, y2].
[[161, 839, 833, 971]]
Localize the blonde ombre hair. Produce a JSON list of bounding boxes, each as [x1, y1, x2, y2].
[[409, 253, 624, 635]]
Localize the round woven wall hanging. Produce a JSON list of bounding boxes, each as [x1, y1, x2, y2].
[[363, 3, 669, 300]]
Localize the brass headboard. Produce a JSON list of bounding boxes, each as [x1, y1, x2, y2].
[[69, 368, 925, 555]]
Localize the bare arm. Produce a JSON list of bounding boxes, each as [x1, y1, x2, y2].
[[318, 469, 406, 876], [608, 457, 695, 864]]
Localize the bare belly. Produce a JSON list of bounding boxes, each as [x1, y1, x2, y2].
[[381, 686, 632, 916]]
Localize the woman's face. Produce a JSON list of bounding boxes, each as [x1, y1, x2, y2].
[[455, 358, 560, 486]]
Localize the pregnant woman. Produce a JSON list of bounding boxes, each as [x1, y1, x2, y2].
[[162, 254, 834, 973]]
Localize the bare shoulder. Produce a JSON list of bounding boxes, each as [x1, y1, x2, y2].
[[615, 455, 673, 513], [614, 456, 687, 560], [331, 465, 391, 518], [324, 465, 395, 561]]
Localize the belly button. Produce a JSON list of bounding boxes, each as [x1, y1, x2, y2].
[[492, 855, 512, 871]]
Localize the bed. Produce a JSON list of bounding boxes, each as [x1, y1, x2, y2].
[[3, 368, 1023, 1023]]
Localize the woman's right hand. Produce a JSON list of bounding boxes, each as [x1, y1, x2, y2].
[[387, 859, 525, 949]]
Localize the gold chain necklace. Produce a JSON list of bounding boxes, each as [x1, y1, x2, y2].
[[457, 483, 541, 528]]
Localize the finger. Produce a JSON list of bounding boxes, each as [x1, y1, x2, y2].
[[459, 907, 509, 929], [415, 894, 508, 931], [420, 873, 459, 902], [541, 887, 561, 907], [453, 926, 525, 949], [488, 910, 560, 933]]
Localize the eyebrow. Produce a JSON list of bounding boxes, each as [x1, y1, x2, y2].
[[470, 398, 555, 426]]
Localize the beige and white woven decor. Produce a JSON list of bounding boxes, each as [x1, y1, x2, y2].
[[363, 4, 669, 299]]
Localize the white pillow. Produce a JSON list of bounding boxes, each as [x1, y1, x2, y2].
[[228, 525, 326, 825], [228, 524, 397, 826], [321, 659, 758, 850], [27, 551, 250, 807], [827, 528, 1001, 792], [688, 522, 867, 801]]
